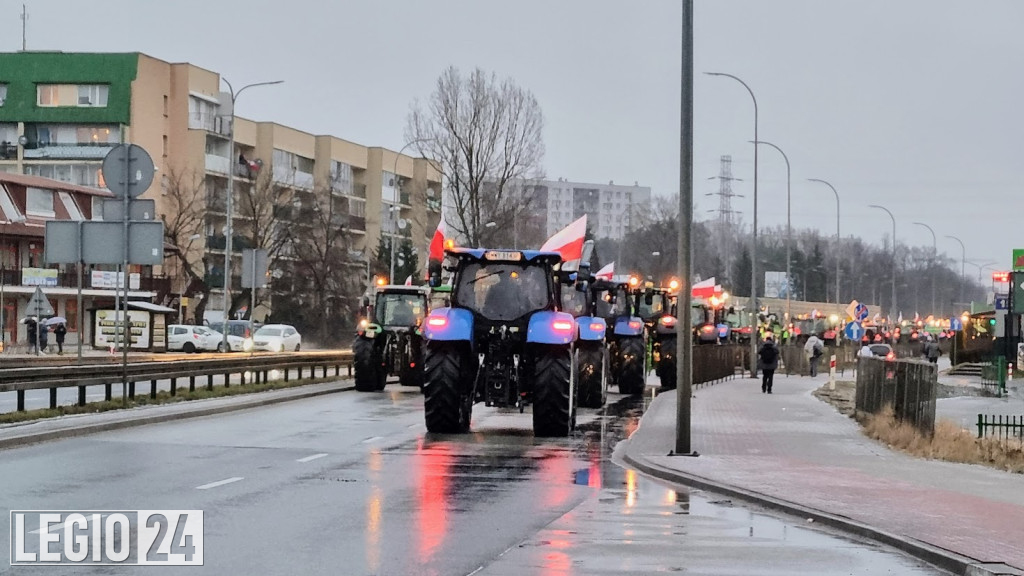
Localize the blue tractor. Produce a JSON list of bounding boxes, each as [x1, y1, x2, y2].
[[422, 248, 579, 436], [595, 277, 647, 395], [560, 268, 607, 408]]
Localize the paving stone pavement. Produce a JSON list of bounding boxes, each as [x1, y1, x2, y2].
[[624, 372, 1024, 573]]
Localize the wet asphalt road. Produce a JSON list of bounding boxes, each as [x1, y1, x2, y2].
[[1, 382, 947, 575]]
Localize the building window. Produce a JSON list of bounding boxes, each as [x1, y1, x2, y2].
[[188, 96, 217, 131], [0, 84, 7, 107], [26, 187, 55, 218], [36, 84, 108, 108]]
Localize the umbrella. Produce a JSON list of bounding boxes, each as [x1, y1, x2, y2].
[[43, 316, 67, 326]]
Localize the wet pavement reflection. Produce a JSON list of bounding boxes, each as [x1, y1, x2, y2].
[[365, 392, 945, 575]]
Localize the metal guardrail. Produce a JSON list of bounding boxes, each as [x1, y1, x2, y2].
[[1, 351, 354, 412], [855, 357, 937, 434]]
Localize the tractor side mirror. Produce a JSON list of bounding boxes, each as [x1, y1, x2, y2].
[[428, 260, 442, 288], [644, 291, 654, 306], [361, 296, 370, 308]]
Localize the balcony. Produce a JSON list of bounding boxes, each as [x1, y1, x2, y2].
[[0, 269, 171, 292], [351, 184, 367, 199], [23, 143, 118, 161], [399, 191, 412, 206], [204, 154, 231, 175], [348, 215, 366, 232], [205, 235, 254, 252]]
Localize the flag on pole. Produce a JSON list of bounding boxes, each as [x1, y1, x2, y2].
[[594, 262, 614, 281], [428, 211, 448, 262], [897, 311, 903, 324], [540, 215, 587, 262], [691, 277, 716, 298], [404, 276, 413, 286]]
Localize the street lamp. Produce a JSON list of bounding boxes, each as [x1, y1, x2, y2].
[[752, 140, 791, 323], [387, 205, 401, 283], [913, 222, 937, 316], [706, 71, 758, 377], [965, 260, 997, 282], [808, 179, 841, 312], [179, 233, 201, 323], [945, 235, 967, 306], [389, 139, 432, 285], [220, 77, 283, 352], [868, 204, 897, 319]]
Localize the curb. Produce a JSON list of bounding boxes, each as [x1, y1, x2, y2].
[[619, 444, 1020, 576], [0, 380, 355, 450]]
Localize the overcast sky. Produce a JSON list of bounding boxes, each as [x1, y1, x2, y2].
[[5, 0, 1021, 274]]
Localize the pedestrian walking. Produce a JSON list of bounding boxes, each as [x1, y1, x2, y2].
[[758, 334, 779, 394], [38, 323, 49, 354], [54, 322, 67, 355], [925, 338, 940, 364], [25, 317, 38, 354], [804, 334, 825, 377]]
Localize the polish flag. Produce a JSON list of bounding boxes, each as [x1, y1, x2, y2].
[[540, 215, 587, 262], [404, 276, 413, 286], [594, 262, 614, 281], [691, 277, 716, 298], [428, 213, 447, 262]]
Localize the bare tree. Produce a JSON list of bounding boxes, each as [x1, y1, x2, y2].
[[161, 169, 209, 323], [233, 169, 296, 316], [406, 66, 545, 247]]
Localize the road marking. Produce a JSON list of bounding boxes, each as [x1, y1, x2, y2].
[[361, 436, 382, 443], [196, 476, 244, 490], [296, 453, 328, 463]]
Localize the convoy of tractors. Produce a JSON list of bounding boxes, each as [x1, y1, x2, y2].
[[352, 240, 695, 437]]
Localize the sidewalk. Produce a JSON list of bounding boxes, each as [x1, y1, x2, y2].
[[622, 373, 1024, 576]]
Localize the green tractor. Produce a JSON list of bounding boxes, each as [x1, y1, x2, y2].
[[353, 282, 430, 392]]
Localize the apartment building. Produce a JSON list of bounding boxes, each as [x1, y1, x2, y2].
[[0, 51, 442, 321], [538, 178, 651, 240]]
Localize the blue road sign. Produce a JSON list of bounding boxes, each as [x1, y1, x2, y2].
[[845, 321, 865, 341], [996, 295, 1009, 311], [855, 303, 869, 322], [950, 317, 963, 331]]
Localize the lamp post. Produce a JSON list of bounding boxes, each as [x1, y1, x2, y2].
[[869, 204, 897, 319], [179, 233, 201, 323], [219, 77, 283, 353], [945, 235, 967, 307], [913, 222, 937, 316], [965, 260, 997, 282], [808, 179, 841, 312], [706, 71, 758, 377], [752, 140, 791, 323], [389, 139, 431, 284]]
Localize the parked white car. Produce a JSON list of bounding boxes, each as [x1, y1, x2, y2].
[[252, 324, 302, 352], [206, 329, 253, 353], [167, 325, 221, 353]]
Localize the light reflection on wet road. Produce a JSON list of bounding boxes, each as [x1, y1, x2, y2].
[[0, 386, 947, 575]]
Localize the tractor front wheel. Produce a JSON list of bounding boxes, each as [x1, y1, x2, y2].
[[354, 337, 382, 392], [576, 342, 606, 408], [617, 336, 645, 395], [533, 345, 575, 437]]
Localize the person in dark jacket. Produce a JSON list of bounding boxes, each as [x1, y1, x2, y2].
[[54, 322, 67, 355], [26, 318, 37, 354], [758, 334, 780, 394]]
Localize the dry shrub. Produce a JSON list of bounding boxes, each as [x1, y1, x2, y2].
[[860, 406, 1024, 474]]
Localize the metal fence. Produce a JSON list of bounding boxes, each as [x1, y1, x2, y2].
[[981, 356, 1008, 396], [976, 414, 1024, 442], [779, 344, 857, 376], [693, 344, 739, 386], [855, 357, 937, 434]]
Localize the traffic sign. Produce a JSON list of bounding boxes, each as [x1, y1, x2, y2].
[[845, 300, 859, 320], [855, 303, 869, 322], [101, 144, 155, 198], [950, 317, 963, 331], [26, 286, 54, 317], [844, 321, 864, 341], [996, 295, 1009, 310]]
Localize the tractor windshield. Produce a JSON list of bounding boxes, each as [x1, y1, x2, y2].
[[560, 289, 587, 317], [595, 287, 630, 319], [375, 293, 427, 326], [637, 293, 667, 320], [455, 262, 551, 321]]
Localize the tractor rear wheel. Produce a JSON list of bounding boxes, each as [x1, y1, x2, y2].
[[354, 337, 381, 392], [533, 345, 575, 437], [576, 342, 606, 408], [617, 336, 645, 395], [424, 342, 473, 433]]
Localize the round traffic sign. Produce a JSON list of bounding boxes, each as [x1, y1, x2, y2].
[[855, 303, 869, 322], [102, 144, 155, 198]]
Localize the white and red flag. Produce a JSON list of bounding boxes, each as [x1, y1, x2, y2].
[[540, 215, 587, 262], [404, 276, 413, 286], [594, 262, 614, 281], [428, 212, 448, 262], [691, 277, 717, 298]]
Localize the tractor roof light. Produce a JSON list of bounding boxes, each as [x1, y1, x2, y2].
[[375, 276, 387, 286], [668, 279, 680, 291], [444, 238, 455, 250], [628, 276, 640, 287]]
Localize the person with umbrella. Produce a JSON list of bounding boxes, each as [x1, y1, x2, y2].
[[42, 316, 67, 355]]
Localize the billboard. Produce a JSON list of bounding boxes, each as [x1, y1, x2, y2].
[[763, 271, 790, 299]]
